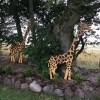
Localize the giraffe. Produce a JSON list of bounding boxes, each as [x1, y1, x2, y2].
[[48, 22, 92, 80], [10, 21, 31, 63]]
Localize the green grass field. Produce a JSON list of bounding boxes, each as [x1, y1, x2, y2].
[[0, 84, 64, 100]]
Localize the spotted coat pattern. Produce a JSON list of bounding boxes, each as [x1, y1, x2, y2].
[[10, 21, 31, 63], [48, 23, 92, 80]]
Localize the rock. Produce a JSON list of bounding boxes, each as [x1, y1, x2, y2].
[[73, 67, 79, 72], [43, 85, 53, 93], [53, 89, 64, 96], [16, 73, 23, 78], [21, 83, 29, 89], [87, 76, 97, 84], [75, 88, 84, 98], [26, 77, 33, 84], [67, 79, 76, 86], [3, 77, 11, 85], [95, 89, 100, 98], [84, 90, 95, 99], [15, 80, 21, 88], [64, 86, 73, 97], [29, 81, 41, 92], [83, 84, 93, 92], [11, 77, 16, 86]]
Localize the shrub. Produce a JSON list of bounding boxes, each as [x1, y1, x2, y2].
[[23, 68, 33, 77], [39, 66, 50, 78], [52, 73, 59, 83], [23, 25, 61, 78], [74, 73, 84, 84], [97, 76, 100, 84], [3, 65, 12, 75]]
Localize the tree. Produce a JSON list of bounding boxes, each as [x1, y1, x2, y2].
[[53, 0, 100, 52], [9, 0, 23, 42], [0, 0, 100, 77]]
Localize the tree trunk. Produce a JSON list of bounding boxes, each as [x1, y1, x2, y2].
[[29, 0, 36, 43], [53, 4, 81, 77], [54, 12, 80, 52], [9, 0, 23, 42]]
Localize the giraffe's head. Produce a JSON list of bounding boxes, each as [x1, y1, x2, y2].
[[77, 22, 92, 37], [74, 22, 92, 43], [79, 22, 92, 32]]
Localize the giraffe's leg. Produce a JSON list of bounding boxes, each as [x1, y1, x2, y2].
[[10, 54, 13, 62], [12, 53, 15, 62], [68, 69, 71, 80], [10, 51, 13, 62], [68, 61, 72, 80], [20, 53, 22, 63], [11, 53, 15, 62], [64, 68, 69, 80], [18, 55, 21, 63], [18, 52, 20, 63], [18, 52, 22, 63], [50, 69, 52, 79]]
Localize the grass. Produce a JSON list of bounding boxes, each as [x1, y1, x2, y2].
[[77, 45, 100, 69], [0, 84, 63, 100]]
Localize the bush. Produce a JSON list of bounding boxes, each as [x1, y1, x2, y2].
[[74, 73, 84, 84], [23, 25, 61, 78], [23, 68, 33, 77], [3, 65, 12, 75], [52, 73, 59, 83], [97, 76, 100, 84]]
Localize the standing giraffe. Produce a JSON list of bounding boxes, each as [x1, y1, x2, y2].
[[10, 21, 31, 63], [48, 22, 92, 80]]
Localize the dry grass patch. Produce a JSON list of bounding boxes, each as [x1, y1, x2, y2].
[[77, 45, 100, 69]]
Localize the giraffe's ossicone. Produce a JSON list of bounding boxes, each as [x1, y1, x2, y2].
[[48, 22, 92, 80]]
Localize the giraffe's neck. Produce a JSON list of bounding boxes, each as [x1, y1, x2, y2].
[[20, 26, 30, 46], [69, 41, 76, 53], [68, 31, 81, 53]]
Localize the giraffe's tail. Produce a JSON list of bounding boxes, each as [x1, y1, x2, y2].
[[48, 60, 50, 68], [48, 62, 49, 68]]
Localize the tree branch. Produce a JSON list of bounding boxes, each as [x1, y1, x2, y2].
[[81, 2, 100, 14], [76, 37, 85, 58], [89, 2, 100, 10]]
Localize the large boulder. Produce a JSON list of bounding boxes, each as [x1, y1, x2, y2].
[[53, 89, 64, 96], [42, 85, 53, 93], [21, 83, 29, 90], [29, 81, 41, 92]]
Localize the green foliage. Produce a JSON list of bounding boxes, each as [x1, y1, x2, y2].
[[52, 73, 60, 84], [0, 66, 4, 74], [74, 73, 84, 84], [44, 0, 65, 10], [73, 0, 89, 5], [35, 66, 50, 78], [52, 73, 59, 83], [23, 68, 33, 77], [3, 65, 12, 75], [23, 25, 61, 77], [97, 76, 100, 84]]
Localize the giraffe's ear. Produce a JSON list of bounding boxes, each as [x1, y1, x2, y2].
[[79, 22, 92, 31]]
